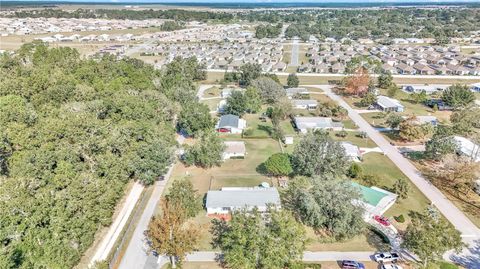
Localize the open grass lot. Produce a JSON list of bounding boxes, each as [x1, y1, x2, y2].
[[200, 98, 222, 111], [329, 131, 377, 148], [171, 138, 281, 195], [298, 44, 310, 65], [0, 27, 161, 52], [203, 86, 222, 97], [361, 153, 430, 230], [283, 44, 292, 65]]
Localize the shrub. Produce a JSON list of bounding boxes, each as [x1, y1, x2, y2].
[[336, 130, 348, 138], [394, 214, 405, 223], [359, 174, 380, 187], [347, 163, 362, 178]]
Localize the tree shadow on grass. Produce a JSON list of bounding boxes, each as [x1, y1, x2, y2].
[[256, 162, 269, 175], [366, 228, 391, 252]]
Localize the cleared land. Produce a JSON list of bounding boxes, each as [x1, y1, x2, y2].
[[0, 27, 161, 52]]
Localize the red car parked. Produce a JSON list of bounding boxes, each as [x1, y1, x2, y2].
[[374, 215, 391, 226]]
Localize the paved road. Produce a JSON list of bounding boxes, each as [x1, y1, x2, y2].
[[90, 182, 144, 266], [289, 38, 300, 66], [307, 85, 480, 266], [119, 135, 185, 269]]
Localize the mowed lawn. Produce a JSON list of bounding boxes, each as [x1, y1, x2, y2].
[[361, 153, 430, 230], [170, 138, 282, 195]]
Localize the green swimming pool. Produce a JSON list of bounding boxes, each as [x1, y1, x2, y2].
[[351, 182, 388, 207]]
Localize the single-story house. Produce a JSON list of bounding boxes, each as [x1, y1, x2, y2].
[[205, 187, 281, 215], [411, 115, 438, 126], [340, 142, 362, 162], [285, 87, 309, 99], [292, 99, 318, 110], [222, 141, 246, 160], [453, 136, 480, 162], [374, 96, 404, 112], [216, 114, 247, 134], [284, 136, 294, 145], [294, 117, 344, 134], [403, 85, 446, 95]]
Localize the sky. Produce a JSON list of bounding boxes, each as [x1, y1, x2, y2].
[[3, 0, 480, 2]]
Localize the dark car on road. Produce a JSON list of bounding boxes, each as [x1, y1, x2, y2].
[[341, 260, 365, 269]]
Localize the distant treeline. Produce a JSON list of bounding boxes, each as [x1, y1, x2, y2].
[[10, 8, 235, 22], [10, 8, 480, 41]]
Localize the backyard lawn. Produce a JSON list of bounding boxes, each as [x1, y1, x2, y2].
[[170, 138, 282, 195], [200, 98, 222, 112], [203, 86, 221, 97]]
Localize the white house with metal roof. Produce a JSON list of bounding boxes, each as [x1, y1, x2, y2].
[[453, 136, 480, 162], [292, 99, 318, 110], [340, 142, 362, 162], [222, 141, 246, 160], [374, 96, 404, 112], [294, 117, 344, 134], [205, 187, 281, 215], [285, 87, 309, 99], [216, 114, 246, 134]]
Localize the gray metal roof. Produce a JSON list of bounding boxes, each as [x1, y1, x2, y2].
[[294, 117, 342, 130], [206, 187, 281, 209], [292, 99, 318, 106], [376, 96, 404, 109], [218, 114, 240, 128]]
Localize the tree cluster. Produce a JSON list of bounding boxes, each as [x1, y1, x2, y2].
[[212, 208, 306, 269], [0, 42, 205, 268], [255, 23, 283, 39]]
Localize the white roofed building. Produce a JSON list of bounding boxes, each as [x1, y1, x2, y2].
[[205, 187, 281, 215]]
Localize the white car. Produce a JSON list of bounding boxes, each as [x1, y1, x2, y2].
[[374, 252, 400, 263], [382, 264, 403, 269]]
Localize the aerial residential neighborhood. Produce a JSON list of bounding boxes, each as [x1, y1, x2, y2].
[[1, 2, 480, 269]]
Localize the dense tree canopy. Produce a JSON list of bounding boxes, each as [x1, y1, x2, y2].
[[282, 177, 365, 240], [403, 207, 463, 267], [442, 84, 475, 109], [178, 102, 214, 137], [183, 132, 225, 168], [212, 208, 306, 269], [292, 131, 350, 177], [255, 23, 283, 39], [251, 77, 286, 104], [0, 42, 204, 268], [264, 153, 293, 177]]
